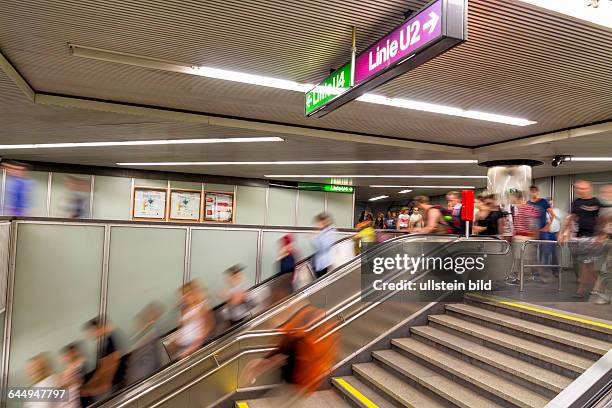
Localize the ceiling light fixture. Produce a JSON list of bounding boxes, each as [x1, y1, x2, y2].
[[0, 137, 284, 150], [370, 185, 476, 189], [356, 94, 536, 126], [116, 159, 478, 166], [70, 44, 536, 127], [263, 175, 487, 179], [398, 189, 413, 193], [369, 195, 389, 201], [518, 0, 612, 29], [567, 157, 612, 162]]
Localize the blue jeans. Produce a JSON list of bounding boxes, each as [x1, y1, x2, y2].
[[539, 231, 559, 274]]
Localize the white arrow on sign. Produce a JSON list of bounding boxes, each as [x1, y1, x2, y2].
[[423, 12, 440, 34]]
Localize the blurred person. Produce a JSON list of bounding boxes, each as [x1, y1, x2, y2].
[[409, 207, 423, 231], [560, 180, 603, 299], [396, 207, 410, 231], [413, 196, 451, 234], [590, 184, 612, 304], [126, 302, 164, 384], [312, 213, 336, 278], [353, 219, 376, 254], [239, 301, 339, 407], [447, 191, 462, 217], [474, 195, 505, 236], [384, 210, 396, 229], [528, 186, 556, 281], [374, 212, 385, 229], [507, 191, 539, 285], [3, 160, 32, 216], [63, 176, 90, 219], [59, 343, 85, 408], [25, 353, 57, 408], [277, 234, 297, 298], [80, 318, 122, 402], [220, 264, 252, 325], [447, 191, 466, 235], [175, 281, 214, 359], [358, 208, 374, 223]]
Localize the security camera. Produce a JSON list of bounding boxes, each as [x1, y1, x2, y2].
[[551, 155, 571, 167]]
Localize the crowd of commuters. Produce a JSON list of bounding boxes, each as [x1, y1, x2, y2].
[[23, 212, 341, 407]]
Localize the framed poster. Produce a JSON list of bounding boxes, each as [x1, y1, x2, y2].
[[203, 191, 234, 223], [132, 187, 167, 220], [169, 189, 201, 221]]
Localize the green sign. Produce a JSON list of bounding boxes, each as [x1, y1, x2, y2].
[[299, 183, 354, 193], [305, 63, 351, 116]]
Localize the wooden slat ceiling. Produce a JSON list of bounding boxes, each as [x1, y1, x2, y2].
[[0, 0, 610, 147]]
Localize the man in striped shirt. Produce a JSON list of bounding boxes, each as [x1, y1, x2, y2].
[[507, 191, 539, 285]]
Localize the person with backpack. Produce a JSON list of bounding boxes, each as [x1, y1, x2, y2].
[[238, 301, 339, 407], [413, 196, 460, 234]]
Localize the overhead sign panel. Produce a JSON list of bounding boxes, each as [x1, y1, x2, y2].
[[308, 0, 466, 118], [354, 0, 442, 85], [305, 63, 351, 116]]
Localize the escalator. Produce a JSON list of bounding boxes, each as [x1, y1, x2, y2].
[[95, 234, 510, 408]]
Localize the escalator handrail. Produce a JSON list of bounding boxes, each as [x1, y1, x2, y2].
[[99, 234, 503, 408]]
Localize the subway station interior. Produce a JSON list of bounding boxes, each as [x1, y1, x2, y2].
[[0, 0, 611, 407]]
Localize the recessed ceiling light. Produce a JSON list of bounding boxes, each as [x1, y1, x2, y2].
[[0, 137, 284, 150], [264, 175, 487, 179], [568, 157, 612, 162], [370, 185, 476, 189], [70, 44, 536, 127], [398, 189, 413, 193], [115, 159, 478, 166], [369, 195, 389, 201]]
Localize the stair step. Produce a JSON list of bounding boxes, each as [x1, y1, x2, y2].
[[464, 293, 612, 336], [349, 363, 446, 408], [369, 350, 504, 408], [446, 303, 612, 355], [391, 337, 550, 408], [410, 325, 573, 393], [429, 314, 595, 374], [332, 376, 396, 408], [236, 390, 351, 408]]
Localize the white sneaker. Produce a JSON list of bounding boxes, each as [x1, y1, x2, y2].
[[594, 294, 611, 305]]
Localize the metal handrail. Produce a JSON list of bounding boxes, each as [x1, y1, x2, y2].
[[98, 234, 508, 408], [145, 237, 511, 408], [97, 233, 445, 407], [519, 239, 563, 292]]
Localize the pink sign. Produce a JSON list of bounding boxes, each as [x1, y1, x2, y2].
[[354, 0, 443, 85]]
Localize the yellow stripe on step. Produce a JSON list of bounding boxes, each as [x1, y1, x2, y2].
[[334, 378, 379, 408], [236, 402, 250, 408], [468, 293, 612, 330]]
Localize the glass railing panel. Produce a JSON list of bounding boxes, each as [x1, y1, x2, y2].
[[189, 227, 260, 308], [106, 226, 187, 344], [7, 223, 105, 407]]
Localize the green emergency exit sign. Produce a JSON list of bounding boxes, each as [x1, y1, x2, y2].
[[305, 63, 351, 116], [299, 183, 354, 193]]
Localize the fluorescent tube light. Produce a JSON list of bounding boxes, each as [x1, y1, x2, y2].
[[0, 137, 283, 150], [369, 195, 389, 201], [356, 94, 536, 126], [568, 157, 612, 162], [70, 44, 537, 127], [518, 0, 612, 29], [370, 185, 476, 189], [398, 189, 413, 193], [264, 175, 487, 179], [117, 159, 478, 166]]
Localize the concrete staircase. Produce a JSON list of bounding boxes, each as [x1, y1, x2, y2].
[[237, 295, 612, 408]]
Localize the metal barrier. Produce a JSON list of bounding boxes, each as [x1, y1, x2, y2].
[[519, 239, 563, 292]]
